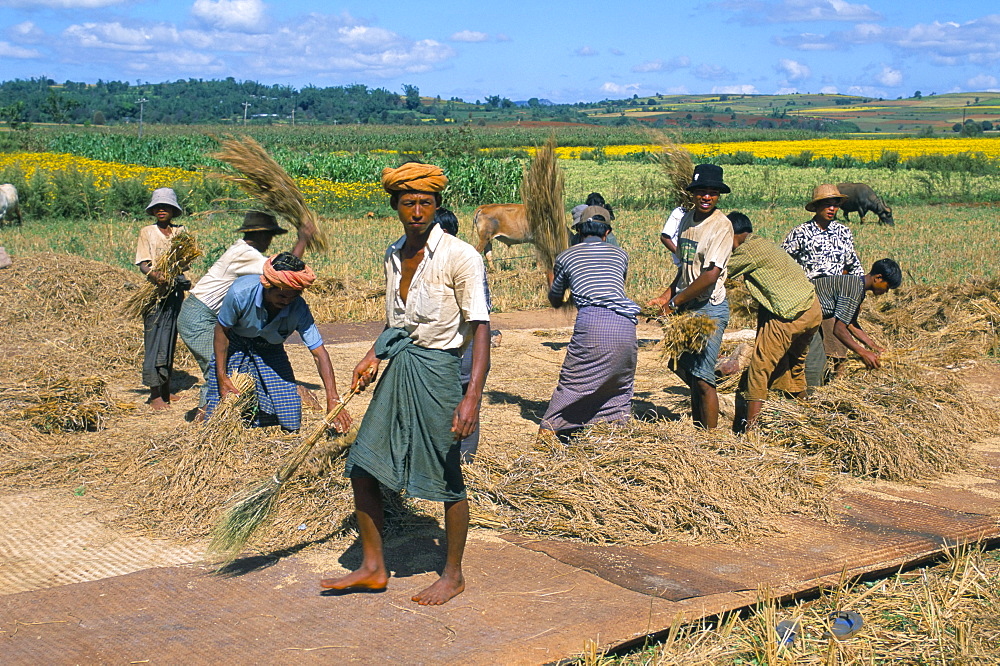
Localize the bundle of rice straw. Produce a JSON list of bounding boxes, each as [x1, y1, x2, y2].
[[466, 420, 832, 544], [647, 130, 695, 210], [15, 376, 126, 433], [202, 372, 257, 445], [521, 136, 567, 271], [757, 363, 989, 481], [212, 136, 328, 252], [643, 309, 718, 364], [122, 232, 201, 319]]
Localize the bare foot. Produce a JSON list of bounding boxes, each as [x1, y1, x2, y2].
[[412, 572, 464, 605], [149, 396, 170, 411], [320, 566, 388, 591]]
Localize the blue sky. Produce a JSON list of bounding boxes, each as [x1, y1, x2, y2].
[[1, 0, 998, 103]]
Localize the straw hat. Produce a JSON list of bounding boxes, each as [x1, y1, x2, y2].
[[805, 184, 849, 212], [235, 211, 288, 235], [685, 164, 731, 194], [145, 188, 183, 216], [572, 205, 611, 230]]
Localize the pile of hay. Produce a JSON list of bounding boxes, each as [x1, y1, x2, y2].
[[522, 136, 567, 271], [0, 252, 143, 379], [466, 420, 832, 544], [11, 376, 128, 433], [122, 232, 201, 319], [212, 136, 329, 252]]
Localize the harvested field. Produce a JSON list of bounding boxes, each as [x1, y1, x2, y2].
[[0, 252, 999, 561]]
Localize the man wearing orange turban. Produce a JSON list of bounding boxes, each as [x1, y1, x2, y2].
[[203, 252, 351, 434], [322, 163, 489, 607]]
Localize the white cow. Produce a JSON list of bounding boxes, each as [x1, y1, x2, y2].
[[0, 184, 22, 226]]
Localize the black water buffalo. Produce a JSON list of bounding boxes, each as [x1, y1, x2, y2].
[[836, 182, 894, 225]]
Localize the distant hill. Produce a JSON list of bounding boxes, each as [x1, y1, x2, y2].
[[0, 77, 997, 135]]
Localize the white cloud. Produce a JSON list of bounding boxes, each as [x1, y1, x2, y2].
[[450, 30, 488, 42], [632, 59, 664, 73], [609, 48, 624, 56], [721, 0, 881, 25], [495, 33, 511, 42], [775, 86, 799, 94], [694, 63, 734, 80], [712, 84, 759, 94], [10, 21, 45, 43], [576, 46, 598, 56], [820, 85, 839, 94], [63, 22, 180, 52], [774, 32, 838, 50], [967, 74, 998, 91], [191, 0, 266, 33], [0, 40, 41, 58], [632, 55, 689, 73], [600, 82, 640, 95], [837, 15, 1000, 65], [777, 58, 810, 81], [0, 0, 125, 7], [846, 85, 884, 96], [875, 64, 902, 87]]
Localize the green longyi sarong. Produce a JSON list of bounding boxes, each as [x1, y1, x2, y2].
[[345, 328, 465, 502]]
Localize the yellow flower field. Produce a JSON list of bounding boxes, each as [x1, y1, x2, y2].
[[512, 137, 1000, 161], [0, 152, 381, 210]]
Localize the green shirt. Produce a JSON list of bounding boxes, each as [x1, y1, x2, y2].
[[728, 234, 815, 320]]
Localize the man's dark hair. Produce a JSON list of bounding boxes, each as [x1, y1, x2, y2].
[[578, 216, 612, 238], [585, 191, 615, 220], [727, 211, 753, 235], [435, 207, 459, 235], [271, 251, 306, 272], [871, 258, 902, 288]]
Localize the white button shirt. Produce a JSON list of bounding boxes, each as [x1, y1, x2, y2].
[[385, 224, 490, 350]]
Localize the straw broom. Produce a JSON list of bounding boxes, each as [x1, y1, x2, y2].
[[522, 136, 567, 272], [211, 136, 329, 252], [123, 232, 201, 319], [207, 386, 360, 561]]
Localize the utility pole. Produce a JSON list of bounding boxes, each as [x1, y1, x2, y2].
[[137, 97, 148, 138], [291, 106, 295, 126], [242, 101, 251, 126]]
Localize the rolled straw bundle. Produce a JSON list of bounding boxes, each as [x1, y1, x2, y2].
[[123, 232, 201, 319], [207, 386, 360, 562], [212, 136, 328, 252], [522, 136, 567, 271]]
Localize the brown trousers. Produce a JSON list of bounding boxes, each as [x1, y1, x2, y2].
[[741, 296, 823, 400]]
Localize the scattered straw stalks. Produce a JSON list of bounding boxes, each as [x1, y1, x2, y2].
[[212, 135, 328, 252], [9, 376, 128, 433], [466, 420, 832, 544], [122, 232, 201, 319], [585, 545, 1000, 664], [208, 386, 360, 562], [522, 136, 567, 271]]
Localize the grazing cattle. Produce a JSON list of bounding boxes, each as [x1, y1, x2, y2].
[[472, 203, 532, 269], [0, 184, 22, 226], [836, 182, 894, 225]]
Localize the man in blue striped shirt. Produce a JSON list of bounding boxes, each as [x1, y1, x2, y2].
[[539, 215, 640, 438]]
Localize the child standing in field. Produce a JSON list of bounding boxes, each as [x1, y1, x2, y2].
[[135, 188, 189, 410]]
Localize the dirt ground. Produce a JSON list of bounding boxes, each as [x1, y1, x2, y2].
[[3, 302, 1000, 598]]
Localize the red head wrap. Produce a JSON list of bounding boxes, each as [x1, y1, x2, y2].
[[260, 254, 316, 291]]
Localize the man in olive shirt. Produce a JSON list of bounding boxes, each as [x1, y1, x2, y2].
[[726, 212, 822, 432]]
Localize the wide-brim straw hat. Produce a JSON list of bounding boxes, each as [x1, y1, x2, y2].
[[235, 211, 288, 235], [685, 164, 731, 194], [572, 205, 611, 230], [805, 184, 849, 212], [145, 187, 183, 216]]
